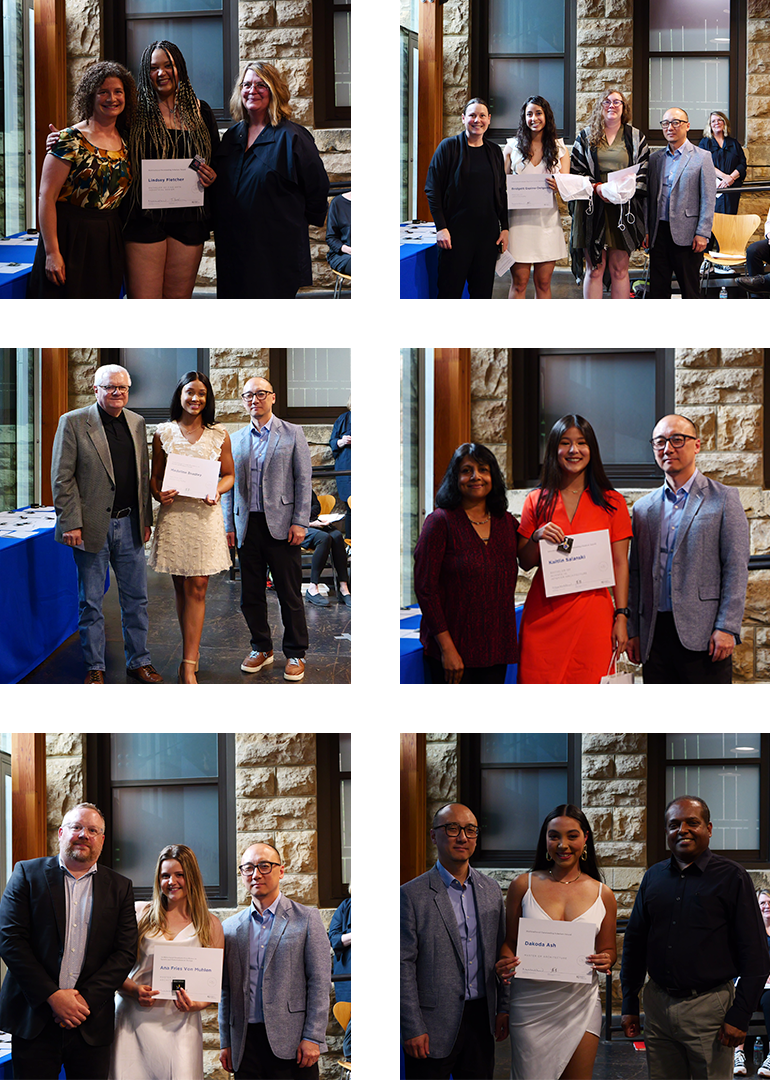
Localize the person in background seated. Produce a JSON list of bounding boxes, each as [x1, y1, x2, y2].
[[301, 491, 351, 608], [736, 205, 770, 295], [733, 889, 770, 1077], [326, 192, 351, 278]]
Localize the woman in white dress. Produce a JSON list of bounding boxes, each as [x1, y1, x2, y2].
[[503, 96, 570, 299], [149, 371, 234, 683], [110, 844, 224, 1080], [496, 805, 617, 1080]]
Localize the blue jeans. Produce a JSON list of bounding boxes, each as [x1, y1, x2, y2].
[[71, 514, 150, 671]]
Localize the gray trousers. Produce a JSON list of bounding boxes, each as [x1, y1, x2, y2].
[[643, 979, 735, 1079]]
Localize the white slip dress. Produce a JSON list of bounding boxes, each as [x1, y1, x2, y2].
[[505, 138, 569, 264]]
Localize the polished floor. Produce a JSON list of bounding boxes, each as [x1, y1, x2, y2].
[[491, 265, 753, 299], [22, 564, 351, 684], [492, 1034, 649, 1079]]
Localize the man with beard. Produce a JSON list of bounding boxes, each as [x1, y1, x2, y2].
[[0, 803, 137, 1079]]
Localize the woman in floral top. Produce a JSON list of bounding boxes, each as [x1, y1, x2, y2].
[[28, 61, 136, 298]]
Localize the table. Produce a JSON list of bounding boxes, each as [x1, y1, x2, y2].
[[0, 523, 79, 682], [399, 239, 470, 299], [401, 608, 523, 683], [0, 233, 38, 298]]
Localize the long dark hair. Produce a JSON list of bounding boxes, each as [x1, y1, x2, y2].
[[534, 414, 615, 526], [435, 443, 508, 517], [532, 804, 603, 883], [516, 96, 560, 172], [169, 371, 216, 427]]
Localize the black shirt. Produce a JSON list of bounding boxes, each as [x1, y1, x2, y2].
[[620, 848, 770, 1029], [97, 404, 138, 516]]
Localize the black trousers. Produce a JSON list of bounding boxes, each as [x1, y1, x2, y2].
[[239, 512, 309, 658], [425, 655, 507, 684], [642, 611, 732, 684], [649, 221, 703, 299], [235, 1023, 319, 1080], [746, 237, 770, 276], [302, 527, 349, 585], [437, 221, 499, 299], [404, 998, 494, 1080], [12, 1019, 111, 1080]]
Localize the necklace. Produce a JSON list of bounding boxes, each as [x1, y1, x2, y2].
[[465, 511, 491, 526], [550, 866, 582, 885]]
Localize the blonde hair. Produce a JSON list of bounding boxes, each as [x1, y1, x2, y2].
[[706, 111, 730, 138], [587, 89, 631, 148], [230, 62, 292, 126], [137, 845, 213, 949]]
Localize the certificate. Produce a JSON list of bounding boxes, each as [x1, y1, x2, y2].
[[516, 917, 596, 985], [151, 945, 223, 1002], [142, 158, 204, 210], [162, 454, 220, 500], [507, 173, 553, 210], [538, 529, 615, 598]]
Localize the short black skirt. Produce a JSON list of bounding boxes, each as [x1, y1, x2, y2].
[[27, 202, 125, 299]]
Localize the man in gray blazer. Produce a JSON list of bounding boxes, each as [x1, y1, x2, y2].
[[627, 414, 749, 683], [401, 803, 509, 1079], [222, 376, 312, 682], [645, 107, 716, 298], [51, 364, 161, 684], [218, 841, 331, 1080]]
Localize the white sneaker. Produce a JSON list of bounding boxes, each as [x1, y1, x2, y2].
[[758, 1052, 770, 1077], [734, 1049, 747, 1076]]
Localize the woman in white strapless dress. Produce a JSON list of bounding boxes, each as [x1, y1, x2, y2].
[[148, 371, 235, 683], [496, 805, 617, 1079], [110, 844, 224, 1080]]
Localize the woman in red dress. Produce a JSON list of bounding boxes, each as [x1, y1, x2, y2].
[[517, 415, 632, 683]]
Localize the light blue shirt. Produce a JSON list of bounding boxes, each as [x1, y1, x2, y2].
[[657, 469, 698, 611], [58, 857, 97, 989], [249, 417, 273, 513], [248, 894, 280, 1023], [435, 860, 483, 1001], [661, 143, 685, 222]]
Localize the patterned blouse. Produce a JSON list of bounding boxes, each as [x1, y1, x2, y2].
[[50, 128, 132, 210]]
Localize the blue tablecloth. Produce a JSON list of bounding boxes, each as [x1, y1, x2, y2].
[[401, 607, 523, 683], [0, 523, 79, 682], [0, 233, 38, 298], [400, 236, 470, 299]]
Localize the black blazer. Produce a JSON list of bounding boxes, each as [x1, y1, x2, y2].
[[424, 133, 508, 233], [0, 856, 137, 1044]]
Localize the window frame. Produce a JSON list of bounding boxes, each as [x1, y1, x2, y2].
[[100, 348, 209, 425], [632, 0, 747, 146], [459, 733, 582, 868], [86, 733, 237, 905], [270, 348, 350, 426], [312, 0, 351, 129], [317, 733, 350, 909]]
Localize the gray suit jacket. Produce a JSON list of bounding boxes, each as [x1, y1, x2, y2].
[[218, 894, 331, 1069], [646, 139, 716, 247], [400, 864, 508, 1060], [628, 470, 749, 661], [221, 415, 312, 546], [51, 404, 152, 554]]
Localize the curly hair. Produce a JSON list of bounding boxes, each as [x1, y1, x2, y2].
[[586, 88, 631, 148], [515, 96, 561, 172], [71, 61, 137, 133], [137, 845, 214, 950], [532, 804, 604, 883], [230, 62, 292, 126], [705, 110, 731, 138], [435, 443, 509, 518], [533, 414, 616, 527], [169, 371, 216, 428]]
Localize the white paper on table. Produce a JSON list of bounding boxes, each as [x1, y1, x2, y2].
[[151, 944, 223, 1003], [0, 262, 33, 274], [553, 174, 594, 201], [162, 454, 220, 500], [538, 528, 615, 598], [142, 158, 205, 210], [317, 513, 345, 524], [516, 917, 596, 984], [507, 173, 553, 210], [400, 608, 421, 621], [0, 234, 38, 245], [495, 248, 515, 276]]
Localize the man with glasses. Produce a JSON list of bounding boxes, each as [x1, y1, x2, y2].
[[219, 842, 331, 1079], [223, 376, 312, 682], [645, 108, 716, 298], [51, 364, 162, 683], [0, 803, 137, 1079], [401, 803, 508, 1078], [627, 414, 749, 682]]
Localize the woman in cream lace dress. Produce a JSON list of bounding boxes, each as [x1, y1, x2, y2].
[[149, 371, 234, 683]]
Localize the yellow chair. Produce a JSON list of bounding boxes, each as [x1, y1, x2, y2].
[[333, 1001, 351, 1072], [701, 212, 761, 295], [331, 268, 351, 298], [318, 493, 336, 517]]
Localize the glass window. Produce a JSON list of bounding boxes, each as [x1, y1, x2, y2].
[[334, 10, 351, 108], [649, 0, 730, 51], [286, 349, 350, 410], [108, 348, 208, 423], [401, 348, 433, 608], [339, 734, 351, 884], [317, 733, 351, 906], [1, 0, 34, 235], [126, 20, 224, 112], [0, 348, 38, 511], [313, 1, 351, 128], [400, 26, 419, 221]]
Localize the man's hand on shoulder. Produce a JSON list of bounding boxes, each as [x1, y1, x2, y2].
[[621, 1014, 641, 1039], [296, 1040, 320, 1068], [404, 1034, 430, 1058], [709, 629, 735, 662], [717, 1021, 747, 1047], [495, 1012, 509, 1042], [48, 988, 90, 1027]]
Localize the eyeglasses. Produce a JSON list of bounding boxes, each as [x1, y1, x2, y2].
[[238, 861, 281, 876], [434, 823, 480, 838], [650, 434, 698, 450], [602, 99, 623, 108], [241, 390, 273, 402], [660, 119, 685, 129], [63, 823, 103, 838], [99, 384, 129, 394]]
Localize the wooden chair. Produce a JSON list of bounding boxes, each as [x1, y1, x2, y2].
[[331, 268, 351, 298], [318, 493, 336, 517], [333, 1001, 351, 1072], [700, 212, 761, 295]]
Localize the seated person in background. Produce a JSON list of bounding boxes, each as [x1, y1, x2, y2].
[[302, 491, 351, 608], [737, 205, 770, 294], [326, 191, 351, 277]]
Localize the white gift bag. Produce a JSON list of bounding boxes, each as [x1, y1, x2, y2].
[[600, 648, 634, 685]]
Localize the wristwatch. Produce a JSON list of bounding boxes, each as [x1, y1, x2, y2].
[[614, 607, 630, 619]]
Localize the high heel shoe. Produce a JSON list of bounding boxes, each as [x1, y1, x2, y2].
[[178, 659, 198, 684]]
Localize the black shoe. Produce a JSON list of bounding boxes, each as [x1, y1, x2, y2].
[[736, 273, 770, 292]]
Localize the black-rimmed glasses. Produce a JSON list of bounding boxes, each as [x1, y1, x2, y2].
[[650, 434, 698, 450], [241, 391, 273, 402], [238, 861, 281, 876], [434, 823, 480, 838]]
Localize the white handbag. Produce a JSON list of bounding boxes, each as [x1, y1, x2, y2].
[[600, 648, 634, 685]]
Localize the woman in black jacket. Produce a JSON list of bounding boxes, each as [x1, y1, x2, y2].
[[699, 111, 746, 216], [424, 98, 508, 298]]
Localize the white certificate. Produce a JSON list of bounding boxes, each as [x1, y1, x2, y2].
[[162, 454, 220, 500], [142, 158, 204, 209], [507, 173, 553, 210], [516, 917, 596, 985], [538, 529, 615, 598], [151, 945, 223, 1002]]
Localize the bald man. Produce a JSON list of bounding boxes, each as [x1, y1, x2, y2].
[[645, 107, 716, 298], [627, 414, 749, 683]]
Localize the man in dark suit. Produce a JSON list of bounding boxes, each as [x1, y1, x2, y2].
[[400, 803, 509, 1079], [0, 802, 137, 1080], [645, 107, 716, 298], [223, 376, 312, 682]]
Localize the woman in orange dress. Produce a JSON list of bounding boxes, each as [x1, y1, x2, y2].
[[517, 414, 632, 683]]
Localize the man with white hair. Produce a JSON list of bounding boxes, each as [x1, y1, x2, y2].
[[51, 364, 162, 683]]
